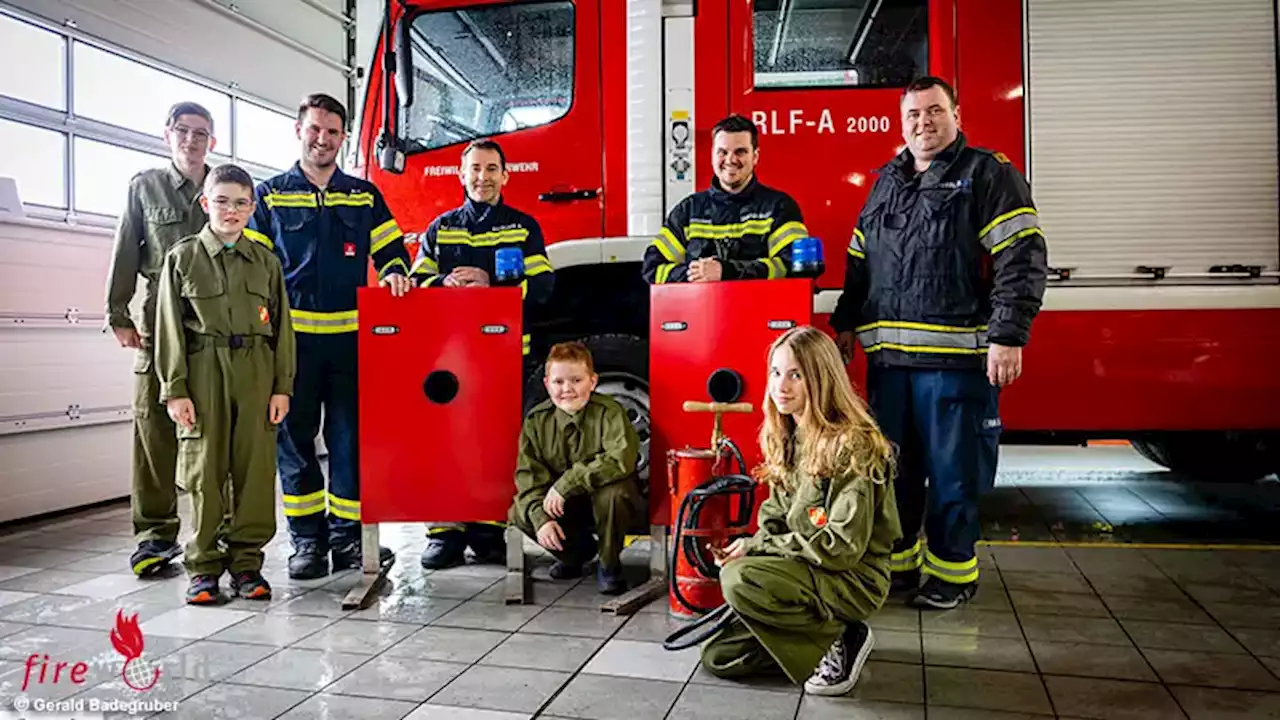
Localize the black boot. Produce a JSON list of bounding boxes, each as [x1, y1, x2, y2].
[[466, 525, 507, 565], [287, 538, 329, 580], [908, 576, 977, 610], [332, 540, 394, 572], [420, 531, 466, 570]]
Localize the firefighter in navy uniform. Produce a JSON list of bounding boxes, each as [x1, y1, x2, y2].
[[410, 138, 554, 569], [642, 114, 808, 285], [246, 93, 414, 580], [831, 77, 1048, 610]]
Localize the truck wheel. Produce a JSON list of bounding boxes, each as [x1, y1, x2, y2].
[[1130, 433, 1279, 482], [523, 334, 651, 488]]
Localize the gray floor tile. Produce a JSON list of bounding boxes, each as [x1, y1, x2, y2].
[[53, 573, 156, 600], [268, 589, 358, 619], [277, 692, 420, 720], [1142, 649, 1280, 691], [59, 551, 139, 574], [999, 570, 1093, 595], [0, 569, 103, 593], [989, 547, 1076, 573], [0, 620, 29, 640], [429, 599, 545, 632], [925, 667, 1052, 715], [839, 660, 924, 705], [206, 612, 336, 646], [404, 705, 532, 719], [583, 639, 699, 682], [1103, 595, 1214, 625], [1029, 640, 1157, 681], [665, 682, 800, 720], [479, 632, 605, 672], [1121, 619, 1248, 654], [0, 592, 98, 624], [1178, 581, 1280, 606], [141, 606, 257, 639], [151, 681, 311, 719], [1066, 548, 1165, 578], [519, 607, 628, 638], [1009, 589, 1110, 618], [323, 654, 468, 702], [223, 647, 368, 691], [419, 572, 502, 599], [474, 578, 574, 606], [1204, 602, 1280, 631], [866, 606, 920, 633], [71, 676, 209, 706], [869, 629, 922, 664], [967, 586, 1014, 612], [430, 664, 570, 714], [1044, 676, 1185, 720], [386, 626, 511, 663], [289, 618, 420, 655], [614, 611, 694, 643], [156, 639, 278, 682], [1089, 574, 1185, 600], [0, 566, 41, 583], [349, 593, 463, 624], [0, 590, 39, 609], [1018, 614, 1132, 647], [797, 697, 924, 719], [3, 548, 106, 569], [685, 663, 801, 692], [1230, 627, 1280, 658], [544, 674, 684, 720], [927, 708, 1054, 719], [923, 633, 1035, 672], [1169, 685, 1280, 720], [921, 607, 1024, 639]]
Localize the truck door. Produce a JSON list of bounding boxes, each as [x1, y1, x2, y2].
[[716, 0, 946, 289], [376, 0, 603, 245]]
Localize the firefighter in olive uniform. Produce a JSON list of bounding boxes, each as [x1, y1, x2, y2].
[[154, 164, 296, 604], [246, 93, 413, 579], [642, 115, 809, 285], [105, 101, 219, 577], [508, 342, 641, 595], [411, 139, 555, 570], [831, 77, 1048, 610]]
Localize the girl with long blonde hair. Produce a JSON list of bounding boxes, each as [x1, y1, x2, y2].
[[700, 326, 903, 696]]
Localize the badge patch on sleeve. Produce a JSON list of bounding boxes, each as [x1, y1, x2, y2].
[[259, 305, 269, 324], [809, 506, 828, 528], [344, 242, 357, 257], [992, 151, 1010, 164]]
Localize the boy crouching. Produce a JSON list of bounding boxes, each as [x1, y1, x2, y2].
[[154, 163, 296, 604], [508, 342, 642, 594]]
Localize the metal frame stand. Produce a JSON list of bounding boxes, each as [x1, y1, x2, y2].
[[599, 524, 668, 615], [504, 524, 530, 604], [341, 524, 392, 610]]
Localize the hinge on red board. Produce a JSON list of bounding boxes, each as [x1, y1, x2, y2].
[[1135, 266, 1168, 280], [1209, 264, 1264, 279], [1047, 267, 1074, 282]]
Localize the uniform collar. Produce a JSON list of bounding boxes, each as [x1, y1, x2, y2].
[[709, 174, 761, 204], [553, 395, 595, 431], [286, 160, 353, 191], [166, 162, 208, 191], [198, 225, 255, 261], [462, 194, 504, 221], [886, 132, 968, 184]]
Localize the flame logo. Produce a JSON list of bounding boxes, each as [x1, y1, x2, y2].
[[109, 610, 161, 692]]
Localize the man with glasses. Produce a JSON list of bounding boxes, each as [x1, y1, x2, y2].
[[105, 101, 218, 577], [246, 93, 413, 580]]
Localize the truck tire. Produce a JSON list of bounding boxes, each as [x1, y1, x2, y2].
[[1130, 433, 1279, 482], [523, 333, 651, 488]]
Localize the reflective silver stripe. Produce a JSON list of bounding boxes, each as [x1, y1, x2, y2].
[[980, 209, 1040, 252], [849, 228, 865, 254], [857, 326, 988, 351], [923, 551, 979, 584], [767, 221, 807, 257], [757, 256, 787, 279], [410, 256, 439, 275], [653, 228, 686, 263], [290, 310, 359, 334], [888, 539, 923, 572]]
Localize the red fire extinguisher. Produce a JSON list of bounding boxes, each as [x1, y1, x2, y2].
[[666, 401, 757, 619]]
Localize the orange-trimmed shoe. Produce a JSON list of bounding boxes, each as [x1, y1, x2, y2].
[[230, 570, 272, 600], [185, 574, 220, 605]]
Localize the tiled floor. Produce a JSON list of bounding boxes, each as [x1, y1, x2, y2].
[[1, 454, 1279, 719]]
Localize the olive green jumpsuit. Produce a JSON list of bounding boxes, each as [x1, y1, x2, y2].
[[508, 393, 643, 569], [154, 227, 296, 576], [701, 460, 903, 684]]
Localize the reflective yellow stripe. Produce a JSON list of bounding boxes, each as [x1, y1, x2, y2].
[[437, 228, 528, 247], [324, 191, 374, 207], [863, 342, 988, 356], [475, 521, 506, 527], [524, 254, 553, 276], [979, 206, 1037, 240], [370, 219, 404, 254], [856, 320, 988, 333], [291, 309, 359, 334], [378, 257, 409, 279], [411, 256, 440, 275], [888, 539, 924, 572], [327, 492, 360, 522], [282, 489, 326, 517], [329, 505, 360, 521], [264, 192, 317, 208], [655, 263, 677, 284], [757, 257, 787, 279], [653, 228, 686, 263], [522, 333, 531, 356], [767, 221, 807, 257], [685, 218, 773, 240], [857, 322, 989, 354], [923, 550, 979, 584], [848, 247, 866, 259], [244, 228, 274, 250], [990, 227, 1043, 255], [848, 228, 865, 256], [420, 275, 444, 288]]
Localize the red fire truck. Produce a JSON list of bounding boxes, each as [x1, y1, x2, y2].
[[354, 0, 1280, 482]]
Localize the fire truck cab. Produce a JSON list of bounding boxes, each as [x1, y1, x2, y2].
[[355, 0, 1280, 482]]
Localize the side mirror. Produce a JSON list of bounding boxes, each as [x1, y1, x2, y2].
[[395, 19, 414, 109]]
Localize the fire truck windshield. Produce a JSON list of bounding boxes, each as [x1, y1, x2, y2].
[[398, 2, 575, 154]]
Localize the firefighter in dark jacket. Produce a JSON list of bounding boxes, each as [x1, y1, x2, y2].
[[831, 76, 1048, 610], [410, 138, 554, 569], [642, 114, 808, 284], [246, 93, 413, 580]]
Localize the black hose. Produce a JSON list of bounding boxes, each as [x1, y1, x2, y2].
[[663, 602, 735, 651], [667, 472, 757, 616]]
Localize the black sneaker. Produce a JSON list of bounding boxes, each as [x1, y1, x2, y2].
[[230, 570, 272, 600], [185, 574, 221, 605], [597, 564, 625, 595], [890, 569, 921, 594], [420, 532, 466, 570], [908, 576, 977, 610], [287, 539, 329, 580], [549, 561, 584, 580], [804, 621, 875, 696], [333, 542, 394, 572], [130, 540, 182, 578]]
